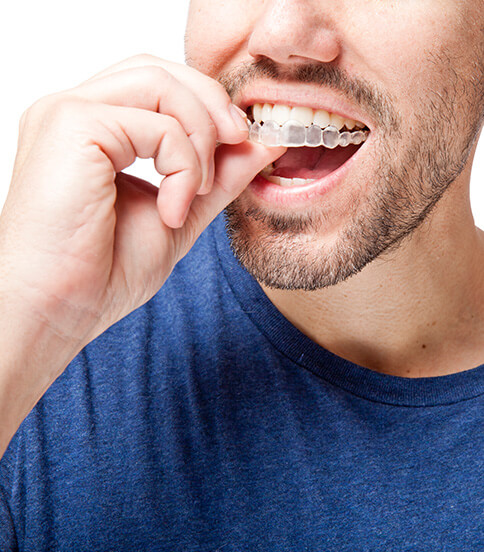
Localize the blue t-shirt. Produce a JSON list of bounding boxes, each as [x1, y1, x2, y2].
[[1, 212, 483, 551]]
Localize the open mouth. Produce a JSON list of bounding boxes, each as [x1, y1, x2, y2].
[[246, 102, 370, 187]]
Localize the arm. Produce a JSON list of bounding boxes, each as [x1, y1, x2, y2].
[[0, 54, 285, 459]]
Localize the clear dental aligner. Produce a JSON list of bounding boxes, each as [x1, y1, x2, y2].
[[248, 119, 370, 148]]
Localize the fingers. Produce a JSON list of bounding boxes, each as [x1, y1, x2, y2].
[[82, 54, 247, 145], [75, 67, 222, 193], [21, 55, 270, 234], [177, 142, 287, 252], [21, 92, 253, 233], [63, 102, 205, 228], [70, 64, 249, 195]]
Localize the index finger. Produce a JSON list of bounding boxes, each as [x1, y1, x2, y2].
[[79, 54, 249, 145]]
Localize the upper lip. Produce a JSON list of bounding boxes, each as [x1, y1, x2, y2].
[[236, 82, 374, 131]]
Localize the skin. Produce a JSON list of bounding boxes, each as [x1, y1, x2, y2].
[[0, 58, 284, 458], [0, 0, 482, 458], [186, 0, 484, 377]]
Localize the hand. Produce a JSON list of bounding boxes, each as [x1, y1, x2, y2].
[[0, 54, 286, 354]]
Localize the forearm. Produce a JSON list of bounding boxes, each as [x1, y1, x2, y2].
[[0, 292, 83, 459]]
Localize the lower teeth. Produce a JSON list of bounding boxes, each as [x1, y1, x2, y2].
[[249, 120, 369, 148], [268, 175, 314, 187], [259, 167, 314, 187]]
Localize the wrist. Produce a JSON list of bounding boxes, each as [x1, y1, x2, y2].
[[0, 280, 86, 458]]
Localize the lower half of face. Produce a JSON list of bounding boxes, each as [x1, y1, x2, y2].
[[226, 68, 482, 291], [187, 2, 484, 291]]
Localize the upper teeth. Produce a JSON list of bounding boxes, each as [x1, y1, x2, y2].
[[252, 103, 366, 131]]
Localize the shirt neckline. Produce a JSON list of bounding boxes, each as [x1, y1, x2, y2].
[[211, 212, 484, 407]]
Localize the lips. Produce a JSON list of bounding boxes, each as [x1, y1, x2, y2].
[[246, 111, 368, 192], [245, 117, 372, 208], [248, 136, 369, 208], [233, 84, 374, 205], [237, 83, 375, 132]]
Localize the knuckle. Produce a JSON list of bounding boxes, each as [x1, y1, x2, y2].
[[139, 64, 172, 86], [204, 119, 217, 143], [190, 120, 217, 154], [131, 53, 164, 65], [189, 159, 203, 185], [176, 154, 202, 186], [124, 65, 173, 93], [163, 114, 183, 135], [23, 95, 93, 140], [19, 94, 58, 132], [26, 93, 77, 121], [44, 96, 83, 126], [25, 94, 53, 118]]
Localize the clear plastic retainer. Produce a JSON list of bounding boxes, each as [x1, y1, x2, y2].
[[248, 120, 369, 148]]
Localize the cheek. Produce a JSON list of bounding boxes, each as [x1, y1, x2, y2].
[[186, 1, 254, 77], [352, 3, 467, 124]]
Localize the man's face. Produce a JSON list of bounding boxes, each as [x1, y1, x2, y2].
[[185, 1, 484, 290]]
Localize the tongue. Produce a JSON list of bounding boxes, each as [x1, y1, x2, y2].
[[272, 144, 360, 179]]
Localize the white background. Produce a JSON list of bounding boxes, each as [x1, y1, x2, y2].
[[1, 0, 483, 228]]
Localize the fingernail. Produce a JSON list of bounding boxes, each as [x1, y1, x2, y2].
[[229, 104, 250, 133]]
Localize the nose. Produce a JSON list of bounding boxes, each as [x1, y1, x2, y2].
[[247, 0, 341, 66]]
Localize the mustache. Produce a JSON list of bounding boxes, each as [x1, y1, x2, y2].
[[217, 57, 401, 133]]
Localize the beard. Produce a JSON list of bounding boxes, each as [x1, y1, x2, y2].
[[219, 53, 484, 291]]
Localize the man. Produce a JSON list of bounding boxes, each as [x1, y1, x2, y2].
[[0, 0, 483, 549]]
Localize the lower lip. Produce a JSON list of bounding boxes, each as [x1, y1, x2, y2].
[[247, 137, 370, 208]]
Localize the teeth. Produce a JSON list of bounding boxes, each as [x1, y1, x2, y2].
[[251, 102, 365, 131], [290, 106, 314, 127], [266, 175, 316, 187], [252, 103, 370, 188], [313, 109, 331, 128], [272, 104, 292, 126], [329, 113, 346, 130], [259, 164, 315, 188], [248, 120, 369, 148], [306, 124, 324, 147], [281, 120, 306, 147], [322, 126, 340, 148], [249, 121, 262, 142], [339, 131, 351, 147], [261, 103, 273, 122], [253, 103, 263, 123], [260, 120, 283, 147], [344, 118, 356, 130]]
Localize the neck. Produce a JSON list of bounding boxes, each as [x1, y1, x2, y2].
[[261, 166, 484, 378]]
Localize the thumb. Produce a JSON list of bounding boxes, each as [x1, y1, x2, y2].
[[182, 141, 286, 247]]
